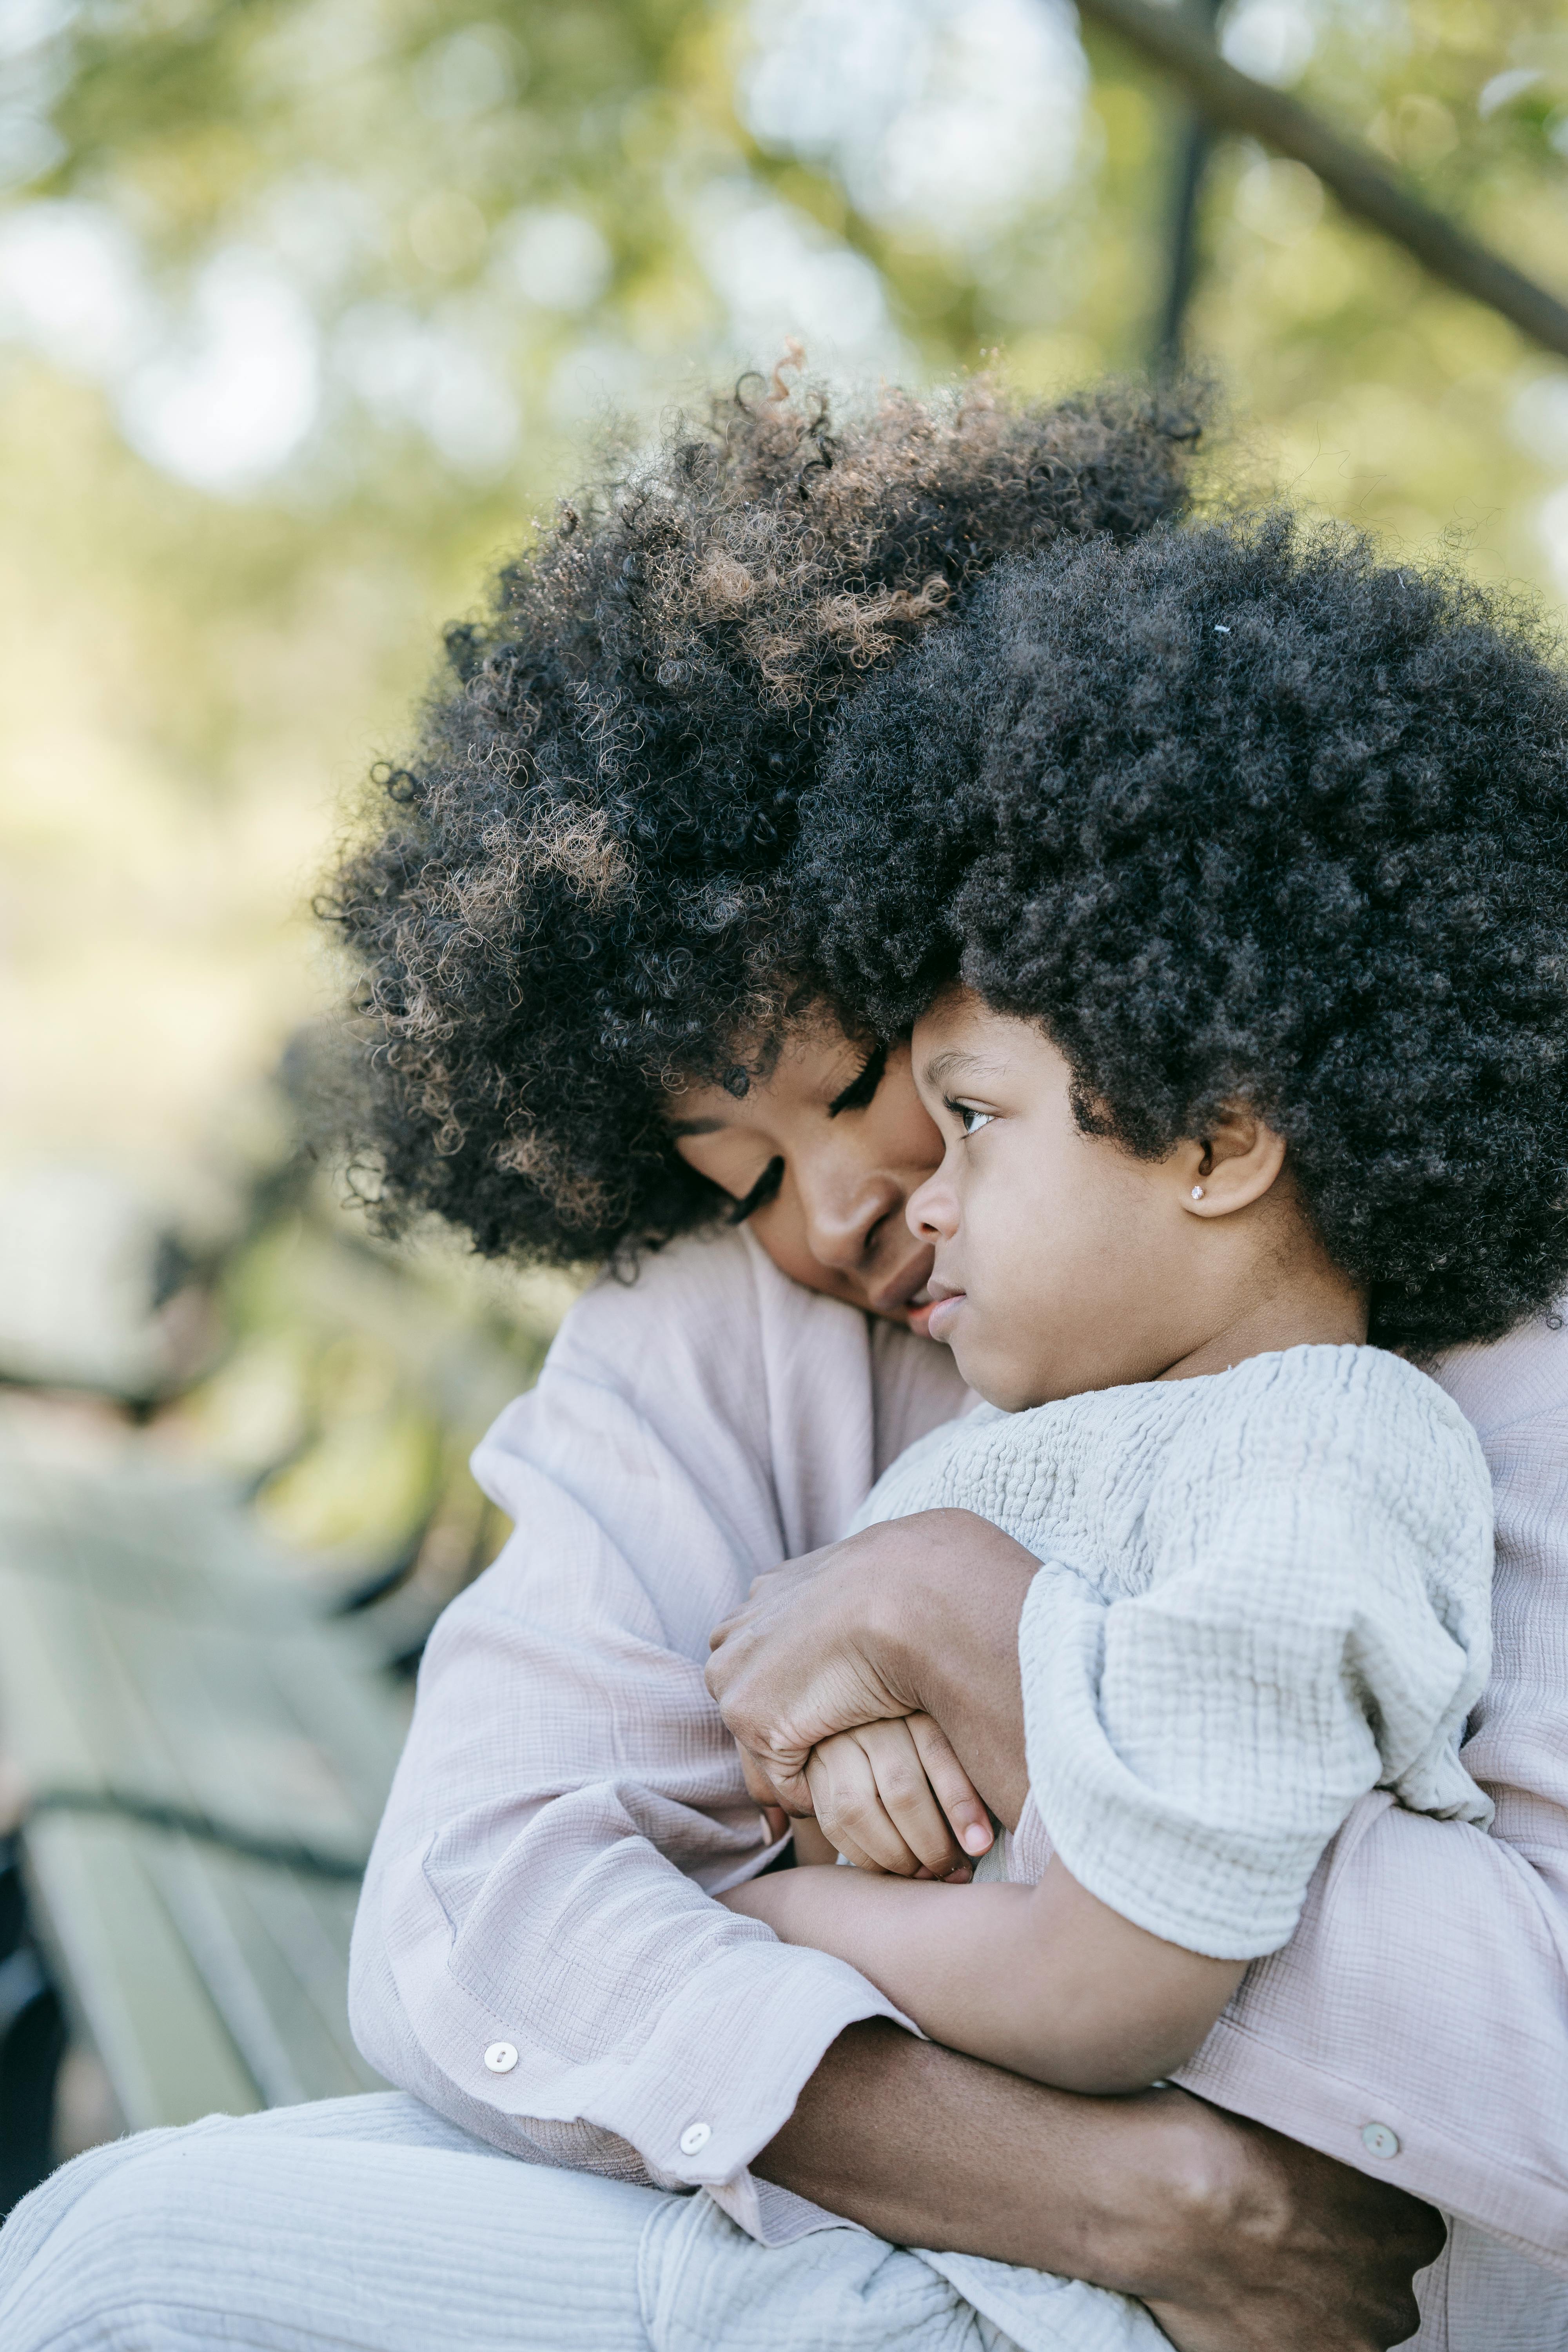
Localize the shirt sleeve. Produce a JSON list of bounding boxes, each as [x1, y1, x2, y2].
[[1019, 1351, 1494, 1961], [347, 1225, 967, 2237], [1175, 1312, 1568, 2274]]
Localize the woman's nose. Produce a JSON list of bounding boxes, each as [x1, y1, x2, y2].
[[800, 1165, 906, 1269]]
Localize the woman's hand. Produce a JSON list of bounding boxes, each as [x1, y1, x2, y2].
[[706, 1507, 1039, 1820], [1133, 2102, 1443, 2352]]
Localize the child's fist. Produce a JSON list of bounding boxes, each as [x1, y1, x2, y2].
[[804, 1714, 993, 1879]]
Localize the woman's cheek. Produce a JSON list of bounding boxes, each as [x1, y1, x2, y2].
[[746, 1201, 854, 1301]]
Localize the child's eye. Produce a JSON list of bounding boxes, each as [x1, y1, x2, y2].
[[951, 1102, 995, 1137]]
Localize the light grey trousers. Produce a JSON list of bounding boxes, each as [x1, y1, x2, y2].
[[0, 2092, 1165, 2352]]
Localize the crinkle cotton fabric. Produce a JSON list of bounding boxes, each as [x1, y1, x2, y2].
[[854, 1346, 1494, 1959]]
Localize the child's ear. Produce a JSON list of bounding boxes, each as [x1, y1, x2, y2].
[[1179, 1107, 1288, 1218]]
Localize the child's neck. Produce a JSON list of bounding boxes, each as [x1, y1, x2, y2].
[[1157, 1249, 1369, 1384]]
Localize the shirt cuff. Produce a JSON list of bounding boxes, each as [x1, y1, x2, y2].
[[706, 2169, 864, 2245], [578, 1936, 917, 2192], [387, 1854, 917, 2207]]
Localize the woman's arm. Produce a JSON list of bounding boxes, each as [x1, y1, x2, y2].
[[350, 1230, 963, 2201], [760, 2022, 1441, 2352], [725, 1860, 1244, 2094]]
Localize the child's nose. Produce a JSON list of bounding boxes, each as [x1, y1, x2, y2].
[[906, 1168, 957, 1241]]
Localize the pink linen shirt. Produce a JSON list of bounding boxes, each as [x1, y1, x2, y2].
[[348, 1226, 1568, 2349]]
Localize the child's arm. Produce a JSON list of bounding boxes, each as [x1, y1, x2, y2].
[[721, 1858, 1244, 2096]]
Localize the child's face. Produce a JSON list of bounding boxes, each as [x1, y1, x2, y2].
[[906, 989, 1305, 1410]]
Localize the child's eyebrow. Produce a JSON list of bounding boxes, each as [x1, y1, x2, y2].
[[920, 1047, 999, 1090]]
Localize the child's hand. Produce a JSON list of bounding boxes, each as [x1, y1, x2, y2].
[[804, 1713, 994, 1878]]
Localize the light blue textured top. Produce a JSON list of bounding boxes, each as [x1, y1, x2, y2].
[[851, 1344, 1494, 1959]]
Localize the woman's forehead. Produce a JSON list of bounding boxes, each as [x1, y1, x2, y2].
[[662, 1019, 868, 1132]]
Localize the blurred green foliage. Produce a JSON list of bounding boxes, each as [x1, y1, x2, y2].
[[2, 0, 1566, 1587]]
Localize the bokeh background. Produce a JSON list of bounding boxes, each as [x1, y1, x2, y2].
[[1, 0, 1567, 2168], [4, 0, 1568, 1552]]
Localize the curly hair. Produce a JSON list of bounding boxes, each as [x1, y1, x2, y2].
[[321, 371, 1201, 1263], [795, 515, 1568, 1354]]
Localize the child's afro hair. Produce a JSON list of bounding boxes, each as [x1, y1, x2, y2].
[[795, 515, 1568, 1354], [320, 372, 1200, 1265]]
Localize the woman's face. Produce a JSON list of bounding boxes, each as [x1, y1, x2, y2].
[[666, 1022, 945, 1334]]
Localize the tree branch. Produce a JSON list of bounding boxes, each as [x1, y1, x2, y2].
[[1078, 0, 1568, 363]]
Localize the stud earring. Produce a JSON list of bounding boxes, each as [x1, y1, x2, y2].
[[1191, 1185, 1205, 1201]]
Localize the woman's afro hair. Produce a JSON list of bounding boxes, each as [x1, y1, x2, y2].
[[795, 515, 1568, 1354], [321, 371, 1200, 1264]]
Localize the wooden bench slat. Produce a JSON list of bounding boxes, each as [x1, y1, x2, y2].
[[150, 1846, 378, 2104], [0, 1445, 416, 2140], [0, 1494, 410, 1855], [25, 1818, 263, 2130]]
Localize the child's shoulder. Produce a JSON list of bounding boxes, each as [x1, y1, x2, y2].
[[1165, 1343, 1493, 1541], [1203, 1341, 1478, 1446]]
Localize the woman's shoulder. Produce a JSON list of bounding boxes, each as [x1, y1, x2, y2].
[[1430, 1297, 1568, 1447], [486, 1227, 967, 1518], [547, 1225, 822, 1373]]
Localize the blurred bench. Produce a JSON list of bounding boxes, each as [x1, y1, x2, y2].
[[0, 1440, 414, 2196]]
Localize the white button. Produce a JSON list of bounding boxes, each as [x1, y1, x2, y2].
[[1361, 2122, 1400, 2160], [679, 2121, 712, 2157], [484, 2042, 519, 2074]]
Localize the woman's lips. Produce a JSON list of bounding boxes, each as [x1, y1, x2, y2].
[[873, 1253, 937, 1327], [880, 1262, 962, 1344], [905, 1294, 939, 1340]]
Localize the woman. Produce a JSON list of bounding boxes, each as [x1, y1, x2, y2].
[[0, 377, 1546, 2349]]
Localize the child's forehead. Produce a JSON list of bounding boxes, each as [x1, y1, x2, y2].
[[912, 995, 1060, 1086], [913, 987, 997, 1056]]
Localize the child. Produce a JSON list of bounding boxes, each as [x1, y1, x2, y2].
[[717, 514, 1568, 2102]]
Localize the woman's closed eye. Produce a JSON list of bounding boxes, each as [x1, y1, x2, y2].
[[828, 1041, 887, 1118], [728, 1155, 786, 1223]]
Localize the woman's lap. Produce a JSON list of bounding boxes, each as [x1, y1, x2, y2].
[[0, 2093, 1036, 2352]]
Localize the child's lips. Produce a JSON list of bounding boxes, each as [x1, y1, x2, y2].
[[925, 1281, 966, 1344]]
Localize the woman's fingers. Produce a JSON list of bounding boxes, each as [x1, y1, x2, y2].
[[739, 1741, 814, 1818], [906, 1712, 994, 1861], [706, 1517, 1034, 1843], [706, 1547, 906, 1813], [705, 1527, 925, 1771]]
